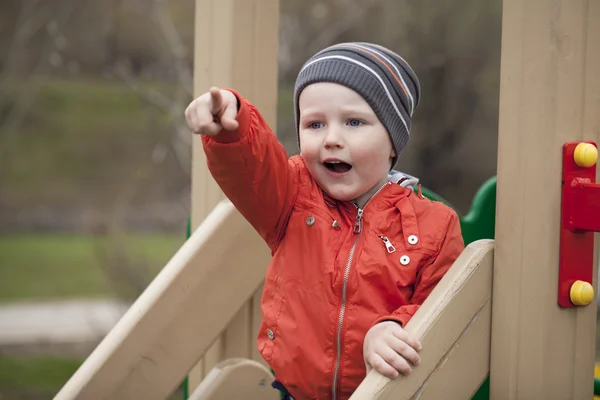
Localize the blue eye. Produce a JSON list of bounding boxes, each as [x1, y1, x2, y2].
[[347, 119, 363, 127], [309, 121, 323, 129]]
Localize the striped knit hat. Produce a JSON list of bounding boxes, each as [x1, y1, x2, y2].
[[294, 42, 421, 168]]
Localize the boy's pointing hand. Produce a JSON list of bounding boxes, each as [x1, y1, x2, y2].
[[185, 87, 239, 135]]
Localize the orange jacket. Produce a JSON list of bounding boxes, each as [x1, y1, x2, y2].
[[202, 90, 465, 400]]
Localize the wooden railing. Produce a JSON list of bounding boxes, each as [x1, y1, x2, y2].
[[54, 200, 272, 399]]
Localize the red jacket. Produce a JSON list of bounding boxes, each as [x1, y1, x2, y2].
[[202, 90, 464, 400]]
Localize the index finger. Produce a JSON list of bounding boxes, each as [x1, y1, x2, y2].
[[209, 87, 223, 115], [392, 329, 422, 351]]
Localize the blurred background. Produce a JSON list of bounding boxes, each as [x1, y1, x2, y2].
[[0, 0, 596, 399]]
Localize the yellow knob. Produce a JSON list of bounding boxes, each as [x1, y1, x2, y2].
[[570, 280, 594, 306], [573, 143, 598, 168]]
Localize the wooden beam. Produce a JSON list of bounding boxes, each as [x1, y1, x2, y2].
[[491, 1, 599, 398], [350, 240, 494, 399], [54, 201, 271, 400], [192, 0, 279, 223], [192, 0, 279, 130], [190, 0, 279, 388]]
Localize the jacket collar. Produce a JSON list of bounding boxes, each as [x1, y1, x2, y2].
[[323, 179, 414, 214]]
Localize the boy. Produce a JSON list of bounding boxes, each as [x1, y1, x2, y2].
[[185, 42, 464, 400]]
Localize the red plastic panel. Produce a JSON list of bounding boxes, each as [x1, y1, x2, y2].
[[558, 142, 598, 308]]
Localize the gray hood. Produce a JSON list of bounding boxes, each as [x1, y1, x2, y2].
[[387, 170, 419, 190]]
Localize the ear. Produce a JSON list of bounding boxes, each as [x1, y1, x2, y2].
[[389, 147, 397, 169]]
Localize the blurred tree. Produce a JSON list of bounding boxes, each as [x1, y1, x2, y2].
[[0, 0, 504, 330], [379, 0, 502, 213], [0, 0, 502, 220]]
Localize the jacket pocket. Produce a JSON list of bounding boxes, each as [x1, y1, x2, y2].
[[274, 204, 342, 286], [259, 274, 285, 364], [362, 232, 435, 290]]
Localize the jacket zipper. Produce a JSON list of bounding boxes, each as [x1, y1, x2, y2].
[[379, 236, 396, 253], [331, 182, 390, 400]]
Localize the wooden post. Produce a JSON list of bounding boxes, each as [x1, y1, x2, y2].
[[190, 0, 279, 391], [491, 1, 599, 399]]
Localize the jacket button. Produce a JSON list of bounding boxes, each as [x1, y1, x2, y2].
[[332, 220, 340, 229], [408, 235, 419, 245], [267, 329, 274, 340], [306, 216, 315, 226], [400, 255, 410, 265]]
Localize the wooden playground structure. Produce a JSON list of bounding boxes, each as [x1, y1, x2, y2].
[[54, 0, 599, 399]]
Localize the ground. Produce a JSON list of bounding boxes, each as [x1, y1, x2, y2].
[[0, 233, 182, 399]]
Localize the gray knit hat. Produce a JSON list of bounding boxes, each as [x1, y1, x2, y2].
[[294, 42, 421, 168]]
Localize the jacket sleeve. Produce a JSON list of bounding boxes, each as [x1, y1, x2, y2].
[[201, 89, 298, 251], [374, 210, 465, 328]]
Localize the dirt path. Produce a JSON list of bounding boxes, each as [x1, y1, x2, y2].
[[0, 299, 129, 347]]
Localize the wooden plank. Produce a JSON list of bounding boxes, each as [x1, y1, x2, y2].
[[188, 358, 278, 400], [190, 0, 279, 388], [191, 0, 223, 225], [350, 240, 494, 399], [223, 304, 252, 359], [200, 340, 224, 385], [54, 201, 271, 400], [491, 1, 599, 398], [410, 300, 491, 399]]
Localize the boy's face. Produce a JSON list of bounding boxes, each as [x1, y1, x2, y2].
[[298, 82, 395, 207]]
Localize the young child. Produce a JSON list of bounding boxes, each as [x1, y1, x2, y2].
[[185, 42, 464, 400]]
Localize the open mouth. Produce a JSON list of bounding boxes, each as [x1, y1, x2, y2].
[[323, 160, 352, 173]]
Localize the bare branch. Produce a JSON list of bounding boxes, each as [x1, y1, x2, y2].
[[307, 0, 383, 55], [0, 0, 45, 107], [114, 67, 174, 113], [0, 2, 82, 162], [152, 0, 193, 97]]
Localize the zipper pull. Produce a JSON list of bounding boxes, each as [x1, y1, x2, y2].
[[353, 208, 364, 233], [379, 236, 396, 253]]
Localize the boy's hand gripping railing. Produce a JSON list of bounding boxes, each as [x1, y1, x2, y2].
[[350, 240, 495, 400]]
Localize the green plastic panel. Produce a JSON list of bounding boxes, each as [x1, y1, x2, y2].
[[183, 217, 191, 399], [419, 177, 497, 246]]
